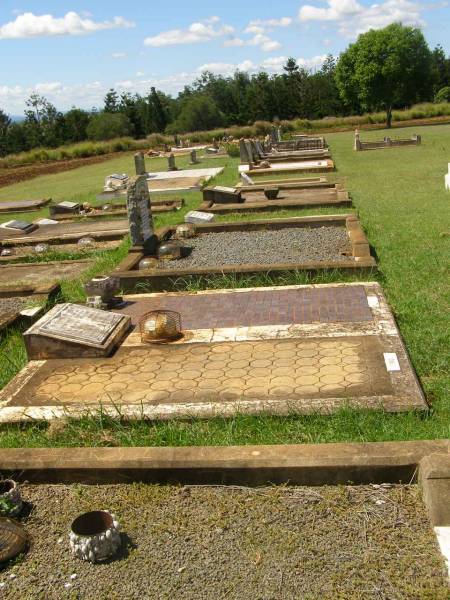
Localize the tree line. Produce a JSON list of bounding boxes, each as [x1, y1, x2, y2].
[[1, 23, 450, 157]]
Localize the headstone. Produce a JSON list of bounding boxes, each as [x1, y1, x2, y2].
[[244, 140, 255, 168], [212, 138, 219, 150], [0, 220, 37, 233], [190, 149, 199, 165], [445, 163, 450, 191], [203, 186, 243, 205], [239, 139, 248, 164], [173, 134, 180, 148], [49, 201, 81, 216], [126, 154, 156, 254], [24, 303, 131, 359], [354, 130, 361, 151], [168, 154, 178, 171], [134, 152, 146, 176], [255, 140, 265, 158], [185, 210, 215, 224]]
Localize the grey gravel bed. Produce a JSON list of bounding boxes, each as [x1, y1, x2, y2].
[[162, 226, 352, 269], [0, 297, 31, 325], [0, 484, 447, 600]]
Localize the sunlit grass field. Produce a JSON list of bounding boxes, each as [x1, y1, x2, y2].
[[0, 123, 448, 447]]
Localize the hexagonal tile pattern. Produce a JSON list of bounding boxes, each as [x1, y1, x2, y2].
[[13, 336, 394, 408]]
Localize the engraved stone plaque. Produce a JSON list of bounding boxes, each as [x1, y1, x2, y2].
[[24, 303, 131, 359], [38, 304, 123, 345]]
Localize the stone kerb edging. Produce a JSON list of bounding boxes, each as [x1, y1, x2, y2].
[[0, 440, 447, 486]]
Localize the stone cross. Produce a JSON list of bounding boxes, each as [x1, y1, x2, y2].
[[168, 154, 178, 171], [126, 154, 155, 253]]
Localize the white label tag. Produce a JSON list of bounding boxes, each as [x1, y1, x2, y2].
[[384, 353, 401, 372], [367, 295, 379, 308]]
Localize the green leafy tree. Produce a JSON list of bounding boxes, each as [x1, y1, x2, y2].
[[86, 112, 132, 140], [149, 87, 169, 132], [24, 94, 63, 147], [434, 86, 450, 103], [63, 107, 90, 142], [335, 24, 432, 128], [104, 89, 120, 113], [0, 109, 11, 157], [168, 95, 224, 133]]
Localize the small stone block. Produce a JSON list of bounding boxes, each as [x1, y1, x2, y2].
[[203, 186, 243, 204], [49, 201, 80, 216], [1, 220, 38, 233], [185, 211, 215, 224]]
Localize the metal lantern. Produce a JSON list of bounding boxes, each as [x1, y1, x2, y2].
[[175, 223, 196, 239], [157, 241, 182, 261], [139, 310, 182, 343]]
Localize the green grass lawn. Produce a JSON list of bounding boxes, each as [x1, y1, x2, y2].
[[0, 124, 449, 448]]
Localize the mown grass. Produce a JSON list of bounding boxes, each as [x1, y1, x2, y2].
[[0, 123, 448, 448]]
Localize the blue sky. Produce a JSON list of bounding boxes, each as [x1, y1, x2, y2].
[[1, 0, 450, 114]]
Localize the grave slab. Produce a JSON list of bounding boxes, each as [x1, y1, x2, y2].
[[0, 260, 92, 288], [114, 215, 375, 291], [201, 186, 351, 214], [0, 199, 50, 214], [239, 160, 334, 176], [0, 283, 427, 421], [0, 219, 129, 244]]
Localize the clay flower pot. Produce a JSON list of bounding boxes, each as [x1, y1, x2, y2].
[[70, 510, 121, 563], [0, 479, 22, 517], [264, 187, 280, 200]]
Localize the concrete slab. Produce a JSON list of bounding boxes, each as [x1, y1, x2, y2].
[[0, 260, 92, 288], [0, 198, 50, 214], [201, 186, 351, 214], [0, 219, 129, 244], [148, 167, 224, 181], [239, 160, 334, 175], [0, 283, 427, 421]]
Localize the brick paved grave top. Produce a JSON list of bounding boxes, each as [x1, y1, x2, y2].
[[119, 285, 373, 331], [0, 283, 427, 421]]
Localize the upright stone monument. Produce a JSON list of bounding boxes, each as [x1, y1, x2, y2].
[[354, 129, 362, 151], [168, 154, 178, 171], [190, 149, 199, 165], [126, 152, 157, 255]]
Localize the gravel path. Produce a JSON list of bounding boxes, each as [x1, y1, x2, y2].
[[163, 227, 352, 269], [0, 484, 447, 600]]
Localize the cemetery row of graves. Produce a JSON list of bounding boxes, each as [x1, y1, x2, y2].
[[0, 124, 448, 596]]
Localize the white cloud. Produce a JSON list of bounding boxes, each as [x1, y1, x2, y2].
[[223, 37, 245, 47], [0, 11, 134, 40], [246, 17, 293, 29], [136, 71, 145, 77], [112, 52, 127, 59], [196, 60, 257, 75], [298, 0, 425, 36], [144, 17, 234, 47]]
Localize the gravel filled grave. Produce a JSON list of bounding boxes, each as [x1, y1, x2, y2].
[[0, 483, 447, 600], [162, 226, 352, 269]]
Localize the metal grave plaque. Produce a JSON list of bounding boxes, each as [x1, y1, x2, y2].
[[34, 303, 125, 345]]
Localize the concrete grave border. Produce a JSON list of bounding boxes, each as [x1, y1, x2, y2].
[[113, 215, 375, 292], [0, 198, 51, 214]]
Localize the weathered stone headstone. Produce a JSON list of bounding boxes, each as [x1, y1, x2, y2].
[[24, 303, 131, 359], [126, 153, 156, 254], [244, 140, 255, 168], [168, 154, 178, 171], [354, 129, 362, 151], [173, 134, 180, 148], [134, 152, 146, 176], [239, 139, 248, 164], [190, 149, 199, 165]]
